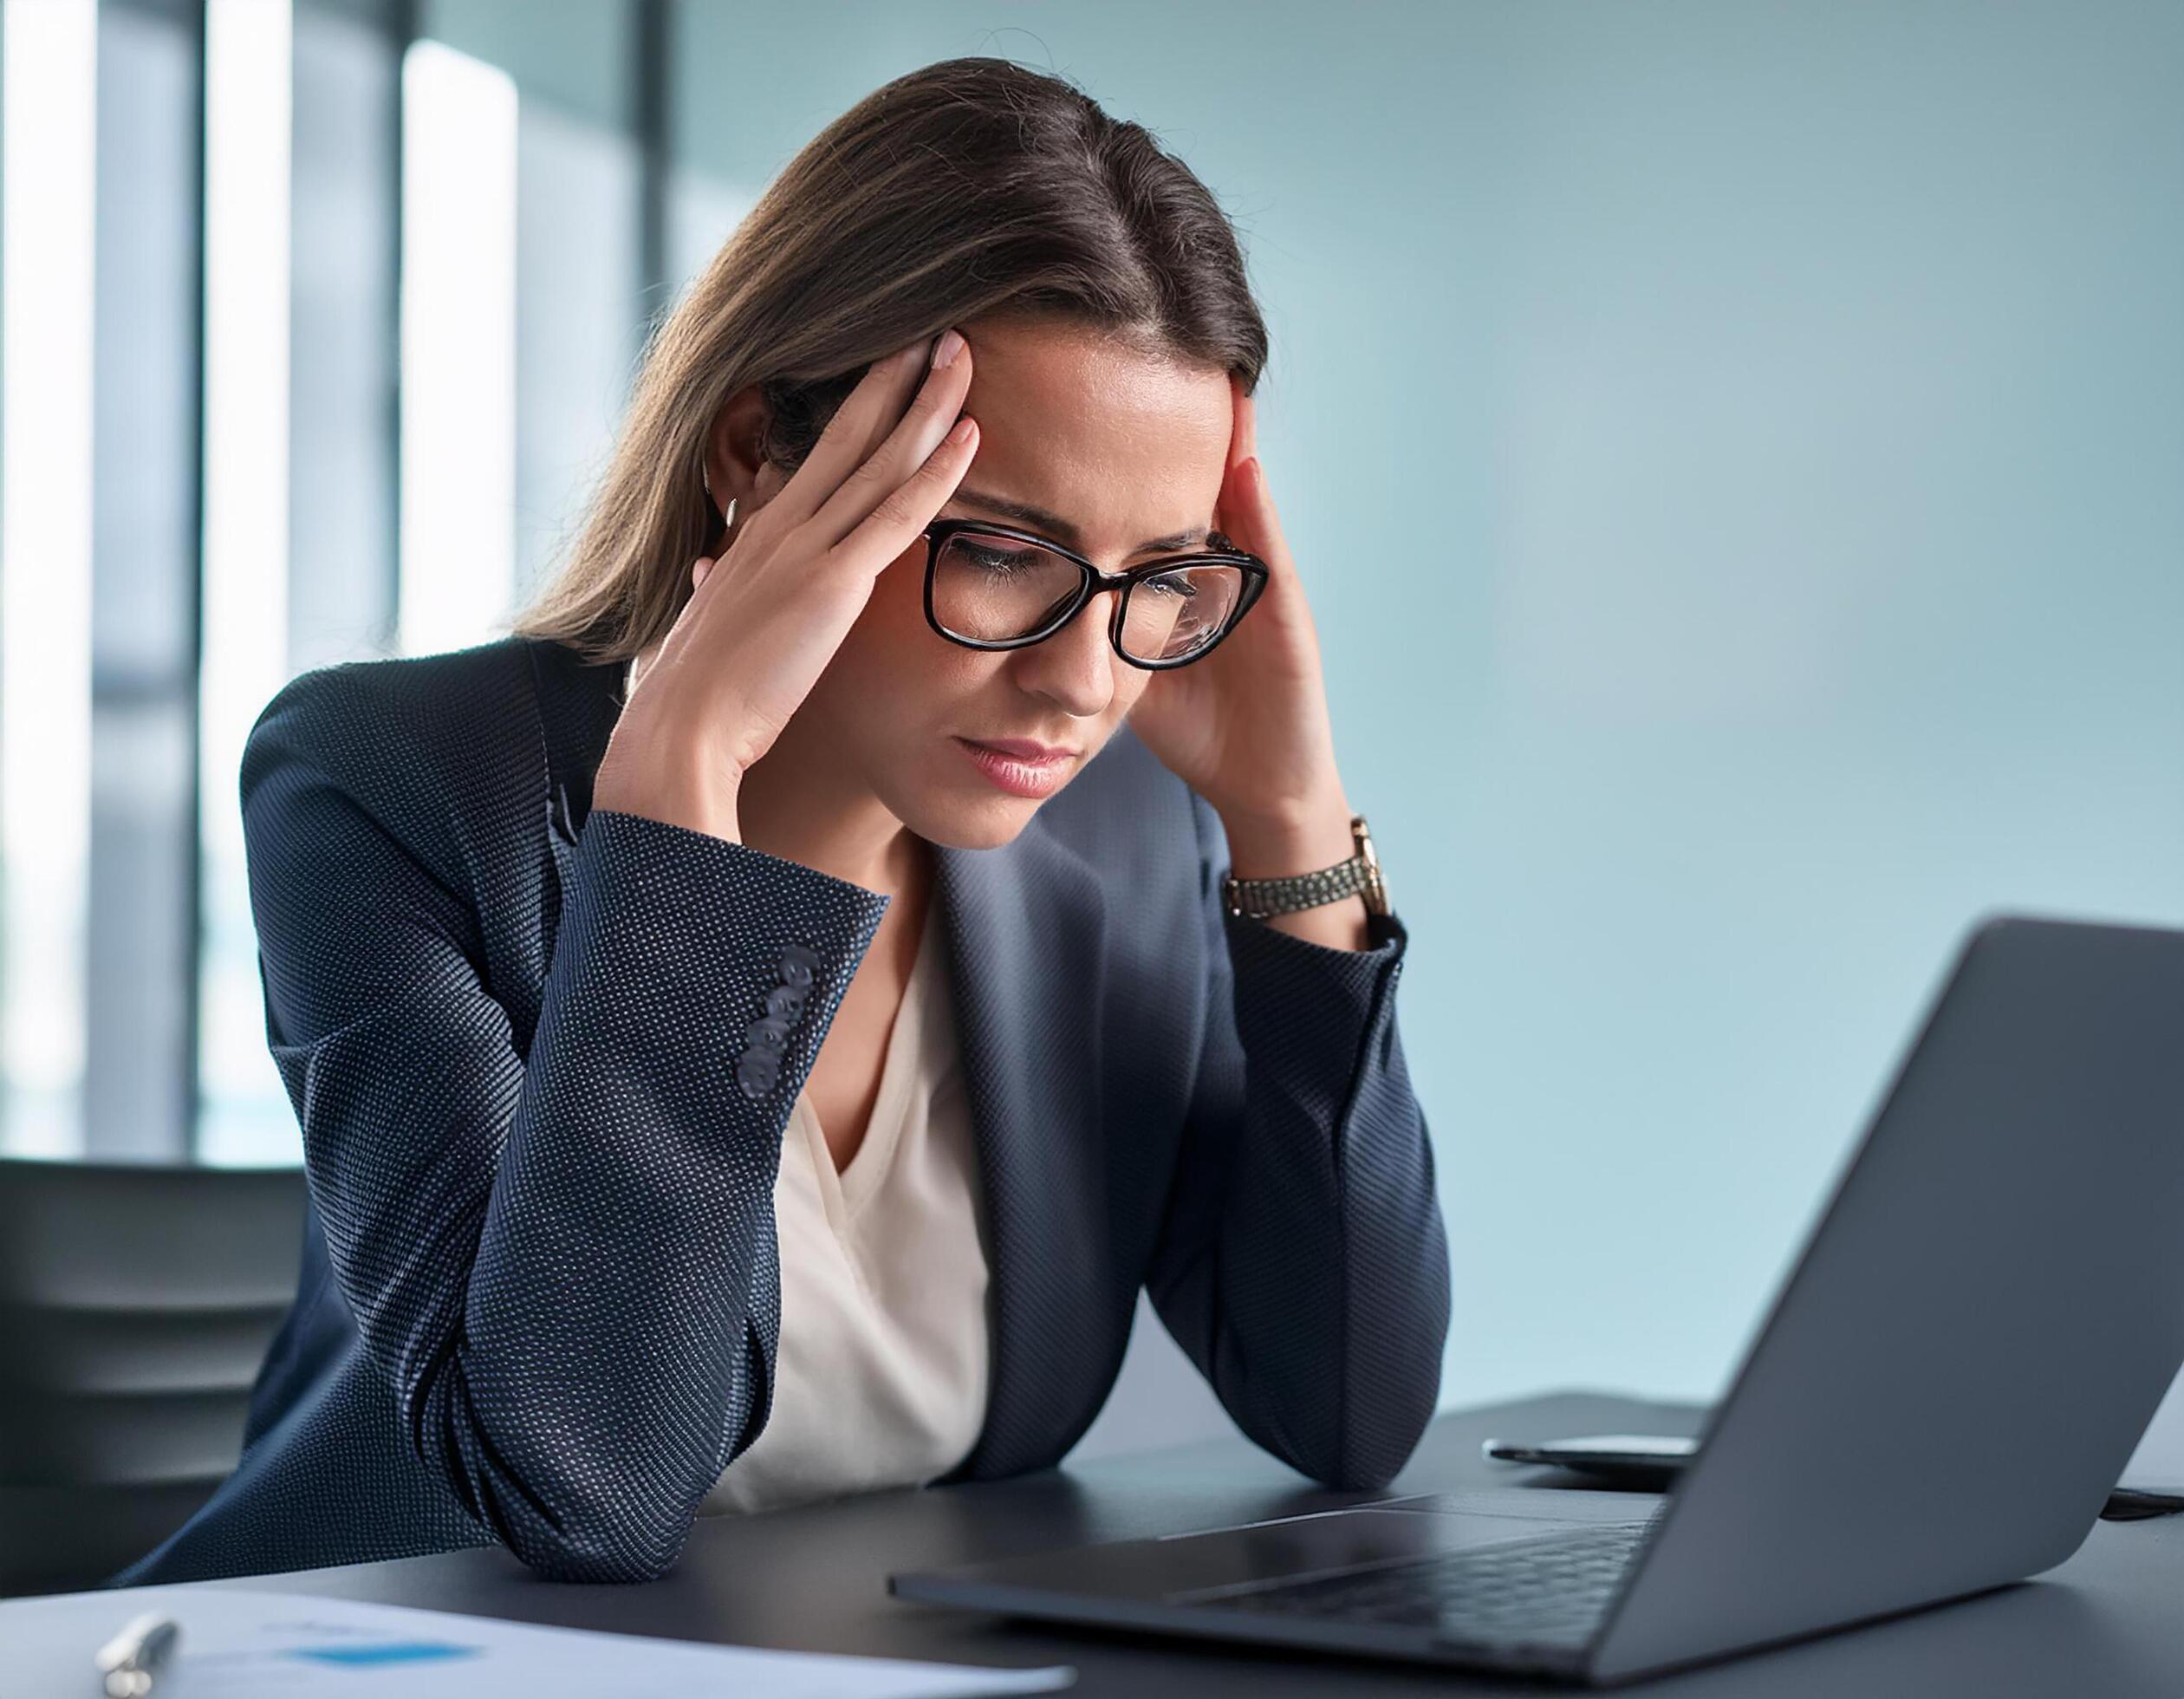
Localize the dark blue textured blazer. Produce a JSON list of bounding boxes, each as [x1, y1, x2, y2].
[[119, 635, 1449, 1586]]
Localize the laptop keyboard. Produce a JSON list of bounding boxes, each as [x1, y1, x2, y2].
[[1192, 1520, 1656, 1649]]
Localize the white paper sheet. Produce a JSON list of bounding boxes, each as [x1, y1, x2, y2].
[[0, 1585, 1076, 1697]]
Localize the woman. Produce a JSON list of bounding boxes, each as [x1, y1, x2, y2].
[[120, 55, 1448, 1588]]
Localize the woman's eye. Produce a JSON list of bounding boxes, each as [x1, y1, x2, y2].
[[960, 544, 1037, 574]]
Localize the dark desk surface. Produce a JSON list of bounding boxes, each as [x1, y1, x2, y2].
[[198, 1391, 2184, 1695]]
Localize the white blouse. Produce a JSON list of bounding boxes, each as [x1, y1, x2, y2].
[[701, 892, 993, 1515]]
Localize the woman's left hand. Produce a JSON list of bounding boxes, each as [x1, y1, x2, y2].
[[1128, 375, 1354, 858]]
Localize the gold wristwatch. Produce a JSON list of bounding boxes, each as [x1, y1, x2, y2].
[[1222, 812, 1391, 921]]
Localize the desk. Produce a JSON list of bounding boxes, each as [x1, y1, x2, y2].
[[191, 1392, 2184, 1695]]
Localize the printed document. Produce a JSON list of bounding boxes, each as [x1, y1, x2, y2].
[[1, 1585, 1076, 1696]]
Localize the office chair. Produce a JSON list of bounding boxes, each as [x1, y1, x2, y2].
[[0, 1157, 304, 1596]]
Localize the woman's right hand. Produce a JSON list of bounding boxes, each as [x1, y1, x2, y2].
[[590, 327, 978, 840]]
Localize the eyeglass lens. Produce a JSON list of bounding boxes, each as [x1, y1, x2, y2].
[[932, 529, 1247, 664]]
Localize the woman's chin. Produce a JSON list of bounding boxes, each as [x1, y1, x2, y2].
[[913, 804, 1042, 854], [898, 781, 1049, 852]]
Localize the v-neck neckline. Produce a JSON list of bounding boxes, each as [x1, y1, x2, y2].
[[803, 894, 937, 1227]]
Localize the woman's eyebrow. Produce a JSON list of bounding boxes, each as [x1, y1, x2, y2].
[[950, 486, 1210, 556]]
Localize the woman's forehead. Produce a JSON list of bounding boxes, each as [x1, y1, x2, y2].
[[953, 320, 1232, 551], [959, 316, 1228, 429]]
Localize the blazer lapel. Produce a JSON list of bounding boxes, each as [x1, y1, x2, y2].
[[932, 823, 1111, 1479]]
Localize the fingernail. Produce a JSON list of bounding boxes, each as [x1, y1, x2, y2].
[[931, 328, 965, 370]]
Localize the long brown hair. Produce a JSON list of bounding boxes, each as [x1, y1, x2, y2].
[[510, 55, 1269, 664]]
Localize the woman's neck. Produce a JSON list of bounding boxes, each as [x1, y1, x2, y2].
[[738, 749, 928, 903], [627, 641, 924, 902]]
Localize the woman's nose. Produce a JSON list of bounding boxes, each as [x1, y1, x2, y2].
[[1011, 588, 1121, 718]]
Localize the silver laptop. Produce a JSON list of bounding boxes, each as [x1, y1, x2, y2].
[[891, 914, 2184, 1684]]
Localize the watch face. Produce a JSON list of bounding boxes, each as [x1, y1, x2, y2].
[[1352, 818, 1390, 915]]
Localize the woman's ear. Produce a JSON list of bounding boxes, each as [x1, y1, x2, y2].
[[704, 385, 774, 524]]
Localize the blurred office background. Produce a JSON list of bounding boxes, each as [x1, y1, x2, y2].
[[3, 0, 2181, 1468]]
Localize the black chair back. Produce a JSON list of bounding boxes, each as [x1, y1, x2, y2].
[[0, 1158, 304, 1595]]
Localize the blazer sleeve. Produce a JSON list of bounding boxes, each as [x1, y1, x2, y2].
[[239, 680, 889, 1583], [1142, 788, 1452, 1489]]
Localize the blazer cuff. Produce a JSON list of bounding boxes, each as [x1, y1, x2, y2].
[[1216, 906, 1408, 1118], [559, 809, 893, 1112]]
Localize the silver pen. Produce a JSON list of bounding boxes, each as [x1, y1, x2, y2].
[[94, 1612, 180, 1698]]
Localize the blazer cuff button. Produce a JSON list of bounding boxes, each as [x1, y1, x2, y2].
[[744, 1014, 793, 1052], [736, 1053, 779, 1098]]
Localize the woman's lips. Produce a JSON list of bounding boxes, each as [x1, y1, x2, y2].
[[968, 735, 1077, 761], [956, 737, 1073, 798]]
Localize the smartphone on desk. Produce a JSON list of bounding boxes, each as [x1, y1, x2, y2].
[[1483, 1433, 2184, 1520]]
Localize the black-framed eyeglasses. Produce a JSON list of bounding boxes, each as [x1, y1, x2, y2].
[[920, 518, 1270, 670]]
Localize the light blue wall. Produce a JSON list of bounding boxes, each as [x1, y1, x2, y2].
[[666, 1, 2184, 1448]]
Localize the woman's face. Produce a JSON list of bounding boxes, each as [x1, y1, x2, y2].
[[790, 316, 1234, 850]]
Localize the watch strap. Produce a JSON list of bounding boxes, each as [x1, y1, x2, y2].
[[1222, 813, 1389, 920]]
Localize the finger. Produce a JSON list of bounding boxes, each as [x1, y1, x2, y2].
[[1227, 374, 1258, 471], [805, 330, 974, 550], [656, 553, 720, 655], [764, 335, 938, 531], [1224, 455, 1292, 575], [1215, 449, 1258, 549], [827, 413, 979, 581]]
